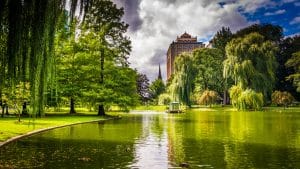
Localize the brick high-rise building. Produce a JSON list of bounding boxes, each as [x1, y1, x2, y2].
[[166, 32, 204, 80]]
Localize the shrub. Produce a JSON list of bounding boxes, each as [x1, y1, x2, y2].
[[198, 90, 220, 107], [272, 91, 294, 107], [229, 85, 242, 108], [229, 86, 263, 110], [237, 89, 264, 110], [158, 93, 172, 105]]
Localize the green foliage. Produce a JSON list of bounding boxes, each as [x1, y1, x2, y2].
[[0, 0, 93, 116], [150, 79, 166, 102], [0, 0, 134, 116], [229, 85, 243, 108], [168, 48, 225, 106], [83, 0, 131, 66], [193, 48, 224, 93], [229, 86, 263, 110], [171, 53, 194, 106], [272, 91, 294, 107], [158, 93, 172, 105], [103, 65, 140, 111], [197, 90, 220, 107], [286, 51, 300, 92], [276, 36, 300, 100], [136, 73, 151, 103], [167, 48, 225, 106], [47, 0, 137, 113], [234, 23, 283, 42], [224, 33, 278, 99], [211, 27, 233, 57]]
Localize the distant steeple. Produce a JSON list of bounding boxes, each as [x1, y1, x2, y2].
[[158, 64, 162, 80]]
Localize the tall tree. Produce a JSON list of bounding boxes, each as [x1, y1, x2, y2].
[[276, 36, 300, 100], [224, 33, 278, 99], [192, 48, 223, 95], [137, 73, 151, 103], [286, 51, 300, 92], [149, 79, 166, 102], [0, 0, 92, 116], [211, 27, 233, 57], [235, 23, 283, 43], [210, 27, 233, 104], [82, 0, 131, 115], [171, 53, 194, 106], [55, 22, 83, 114]]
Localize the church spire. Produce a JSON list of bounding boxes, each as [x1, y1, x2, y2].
[[158, 64, 162, 80]]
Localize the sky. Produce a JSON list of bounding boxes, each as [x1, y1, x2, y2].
[[113, 0, 300, 81]]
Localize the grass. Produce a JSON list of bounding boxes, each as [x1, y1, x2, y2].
[[189, 105, 300, 112], [0, 109, 112, 142], [134, 104, 300, 113], [133, 105, 167, 111]]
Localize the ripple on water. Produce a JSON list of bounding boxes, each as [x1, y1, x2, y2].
[[0, 111, 299, 168]]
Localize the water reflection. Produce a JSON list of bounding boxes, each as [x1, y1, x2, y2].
[[0, 110, 299, 168]]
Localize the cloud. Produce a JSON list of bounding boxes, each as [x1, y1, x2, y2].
[[113, 0, 143, 32], [149, 49, 166, 66], [231, 0, 276, 13], [290, 16, 300, 25], [282, 0, 297, 3], [264, 9, 286, 16], [295, 2, 300, 6], [117, 0, 273, 81], [286, 32, 300, 38]]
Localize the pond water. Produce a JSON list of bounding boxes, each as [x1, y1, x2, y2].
[[0, 110, 300, 168]]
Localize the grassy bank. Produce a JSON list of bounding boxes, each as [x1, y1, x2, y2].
[[0, 111, 109, 142], [133, 105, 167, 111], [134, 104, 300, 113]]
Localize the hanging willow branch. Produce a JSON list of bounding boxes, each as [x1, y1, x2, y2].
[[0, 0, 91, 116]]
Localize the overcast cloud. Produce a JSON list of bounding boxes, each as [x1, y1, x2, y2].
[[115, 0, 277, 81]]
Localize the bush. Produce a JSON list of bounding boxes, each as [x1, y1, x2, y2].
[[272, 91, 294, 107], [198, 90, 220, 107], [237, 89, 264, 110], [158, 93, 172, 105], [229, 85, 242, 108], [229, 86, 263, 110]]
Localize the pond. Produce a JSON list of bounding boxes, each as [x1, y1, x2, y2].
[[0, 110, 299, 168]]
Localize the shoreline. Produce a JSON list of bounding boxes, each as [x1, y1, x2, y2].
[[0, 116, 119, 148]]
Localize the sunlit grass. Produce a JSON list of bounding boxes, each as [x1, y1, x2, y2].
[[190, 105, 300, 112], [133, 105, 167, 111], [0, 108, 115, 142]]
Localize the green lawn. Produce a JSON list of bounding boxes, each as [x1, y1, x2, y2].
[[134, 104, 300, 112], [133, 105, 167, 111], [0, 111, 109, 142]]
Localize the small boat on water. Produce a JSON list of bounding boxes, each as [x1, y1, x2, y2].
[[166, 102, 184, 113]]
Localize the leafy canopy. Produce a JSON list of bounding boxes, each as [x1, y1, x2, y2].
[[224, 32, 278, 98]]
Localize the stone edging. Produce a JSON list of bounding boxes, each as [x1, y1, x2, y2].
[[0, 117, 117, 148]]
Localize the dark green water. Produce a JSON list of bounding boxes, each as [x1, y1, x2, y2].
[[0, 110, 299, 169]]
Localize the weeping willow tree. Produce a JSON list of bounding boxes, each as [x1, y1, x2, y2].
[[171, 53, 195, 107], [286, 51, 300, 92], [0, 0, 92, 116], [224, 33, 278, 109]]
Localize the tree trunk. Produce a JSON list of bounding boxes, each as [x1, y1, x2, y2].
[[98, 104, 105, 116], [1, 105, 3, 117], [5, 104, 8, 115], [22, 102, 28, 115], [69, 97, 76, 114], [98, 45, 105, 116], [223, 90, 227, 105]]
